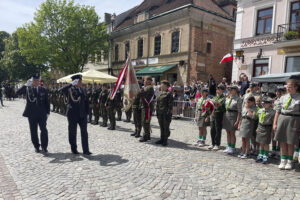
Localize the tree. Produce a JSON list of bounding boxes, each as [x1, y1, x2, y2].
[[0, 33, 47, 82], [0, 31, 10, 59], [17, 0, 108, 74]]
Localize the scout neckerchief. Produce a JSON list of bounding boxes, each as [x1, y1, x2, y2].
[[284, 94, 292, 110], [142, 95, 155, 121], [259, 109, 266, 123], [198, 97, 205, 110], [255, 106, 261, 119], [226, 96, 232, 111]]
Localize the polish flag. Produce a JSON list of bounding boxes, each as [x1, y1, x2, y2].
[[111, 56, 130, 99], [220, 53, 233, 64]]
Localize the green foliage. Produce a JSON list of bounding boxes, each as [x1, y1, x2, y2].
[[284, 31, 299, 40], [0, 31, 10, 59], [17, 0, 108, 74]]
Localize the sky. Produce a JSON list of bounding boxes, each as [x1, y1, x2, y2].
[[0, 0, 144, 34]]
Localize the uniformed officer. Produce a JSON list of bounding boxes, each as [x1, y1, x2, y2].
[[91, 83, 101, 125], [124, 107, 132, 122], [16, 73, 50, 153], [99, 84, 109, 127], [139, 76, 155, 142], [273, 78, 300, 170], [60, 75, 91, 155], [155, 80, 173, 146], [87, 83, 93, 123], [131, 89, 142, 138], [209, 83, 226, 150], [106, 86, 117, 130], [115, 88, 123, 121]]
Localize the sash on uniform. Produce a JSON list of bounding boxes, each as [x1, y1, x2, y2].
[[142, 95, 154, 121]]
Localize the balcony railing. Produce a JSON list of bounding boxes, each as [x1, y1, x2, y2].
[[277, 22, 300, 42]]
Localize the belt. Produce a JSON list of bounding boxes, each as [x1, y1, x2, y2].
[[227, 109, 238, 113], [281, 113, 300, 117], [258, 123, 272, 127]]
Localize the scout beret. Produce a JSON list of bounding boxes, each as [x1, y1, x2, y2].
[[262, 97, 273, 104]]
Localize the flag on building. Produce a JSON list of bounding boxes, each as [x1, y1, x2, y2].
[[111, 57, 130, 100], [220, 53, 233, 64], [123, 60, 140, 111]]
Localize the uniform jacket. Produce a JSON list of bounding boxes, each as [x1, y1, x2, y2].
[[16, 85, 50, 118], [156, 91, 173, 115]]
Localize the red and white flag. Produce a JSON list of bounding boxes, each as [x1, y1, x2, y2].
[[220, 53, 233, 64], [123, 59, 140, 111], [111, 57, 130, 100]]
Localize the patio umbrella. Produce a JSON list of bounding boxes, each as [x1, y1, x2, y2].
[[81, 69, 118, 84]]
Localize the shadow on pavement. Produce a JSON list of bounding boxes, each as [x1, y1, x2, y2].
[[44, 152, 84, 163], [83, 154, 129, 166], [115, 126, 134, 133]]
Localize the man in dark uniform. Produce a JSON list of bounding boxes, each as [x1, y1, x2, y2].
[[87, 83, 93, 123], [60, 75, 91, 155], [91, 83, 101, 125], [156, 80, 173, 146], [99, 84, 109, 127], [106, 86, 117, 130], [140, 76, 155, 142], [115, 88, 123, 121], [16, 73, 50, 153]]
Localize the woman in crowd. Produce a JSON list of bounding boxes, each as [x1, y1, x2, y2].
[[273, 78, 300, 170], [223, 85, 242, 154]]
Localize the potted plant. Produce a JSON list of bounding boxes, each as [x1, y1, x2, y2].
[[284, 31, 299, 40]]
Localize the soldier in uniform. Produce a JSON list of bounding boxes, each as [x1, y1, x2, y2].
[[60, 75, 91, 155], [91, 83, 101, 125], [139, 76, 155, 142], [106, 86, 117, 130], [115, 88, 123, 121], [87, 83, 93, 123], [131, 89, 142, 138], [155, 80, 173, 146], [16, 73, 50, 153], [124, 106, 132, 122], [99, 84, 109, 127]]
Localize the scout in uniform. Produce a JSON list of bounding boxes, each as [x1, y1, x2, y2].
[[273, 79, 300, 170], [60, 75, 91, 155], [91, 83, 101, 125], [106, 86, 117, 130], [194, 87, 211, 147], [242, 83, 261, 107], [131, 90, 142, 138], [139, 76, 155, 142], [155, 80, 174, 146], [99, 84, 109, 127], [209, 83, 226, 150], [16, 73, 50, 153], [238, 96, 257, 159], [256, 97, 275, 164], [223, 85, 242, 154]]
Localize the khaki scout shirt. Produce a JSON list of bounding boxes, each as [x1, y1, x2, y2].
[[276, 93, 300, 115]]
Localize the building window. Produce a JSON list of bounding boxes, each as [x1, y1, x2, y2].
[[285, 56, 300, 72], [154, 35, 161, 55], [125, 41, 130, 59], [256, 7, 273, 35], [137, 39, 143, 58], [253, 59, 269, 77], [171, 31, 180, 53], [206, 42, 212, 54], [290, 2, 300, 31], [115, 45, 119, 61]]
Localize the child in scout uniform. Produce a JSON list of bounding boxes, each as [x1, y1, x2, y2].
[[273, 79, 300, 170], [250, 96, 263, 155], [238, 96, 257, 159], [256, 97, 275, 164], [195, 87, 212, 147], [223, 85, 242, 154]]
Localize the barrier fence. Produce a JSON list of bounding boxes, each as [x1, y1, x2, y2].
[[172, 100, 197, 119]]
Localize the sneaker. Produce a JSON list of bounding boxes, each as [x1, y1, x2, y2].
[[238, 152, 244, 158], [278, 159, 287, 170], [256, 155, 263, 163], [293, 152, 299, 161], [213, 146, 220, 151], [198, 141, 205, 147], [285, 160, 293, 170], [194, 140, 201, 146], [208, 145, 214, 150], [262, 157, 268, 164], [223, 147, 229, 153], [227, 148, 235, 155], [240, 154, 248, 159]]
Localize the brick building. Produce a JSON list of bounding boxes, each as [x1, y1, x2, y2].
[[107, 0, 236, 84]]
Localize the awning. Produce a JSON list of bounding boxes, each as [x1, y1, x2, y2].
[[252, 72, 300, 83], [136, 65, 176, 76]]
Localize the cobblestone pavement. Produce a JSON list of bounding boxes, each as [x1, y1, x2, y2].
[[1, 100, 300, 200]]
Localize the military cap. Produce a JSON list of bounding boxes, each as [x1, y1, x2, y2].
[[217, 83, 226, 90], [71, 74, 82, 81], [31, 73, 40, 80], [262, 96, 273, 104]]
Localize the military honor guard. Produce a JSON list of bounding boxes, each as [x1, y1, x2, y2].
[[273, 78, 300, 170], [60, 75, 91, 155], [16, 73, 50, 153], [115, 88, 123, 121], [131, 90, 142, 138], [155, 81, 173, 146], [87, 83, 93, 123], [99, 84, 109, 127], [91, 83, 101, 125], [106, 86, 117, 130]]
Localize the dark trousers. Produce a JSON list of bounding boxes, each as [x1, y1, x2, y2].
[[108, 108, 116, 128], [67, 117, 89, 153], [117, 106, 122, 120], [125, 108, 132, 120], [92, 104, 100, 123], [0, 96, 3, 106], [133, 108, 142, 133], [210, 112, 224, 146], [101, 105, 108, 124], [28, 116, 48, 149], [158, 114, 171, 142]]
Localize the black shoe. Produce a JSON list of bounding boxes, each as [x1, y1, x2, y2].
[[102, 123, 108, 127], [139, 138, 149, 142], [83, 151, 92, 155], [155, 140, 163, 144], [162, 141, 168, 146], [135, 134, 141, 138], [35, 148, 40, 153], [42, 148, 48, 153], [72, 150, 79, 154], [116, 118, 121, 121], [94, 122, 99, 125], [131, 132, 136, 137]]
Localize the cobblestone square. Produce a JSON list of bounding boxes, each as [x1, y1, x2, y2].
[[1, 100, 300, 200]]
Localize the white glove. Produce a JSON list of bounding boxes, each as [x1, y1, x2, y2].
[[25, 79, 33, 87], [72, 79, 79, 86]]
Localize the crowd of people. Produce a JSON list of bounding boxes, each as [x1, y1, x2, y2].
[[3, 72, 300, 170]]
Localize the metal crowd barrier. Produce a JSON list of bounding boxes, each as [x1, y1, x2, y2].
[[172, 100, 197, 119]]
